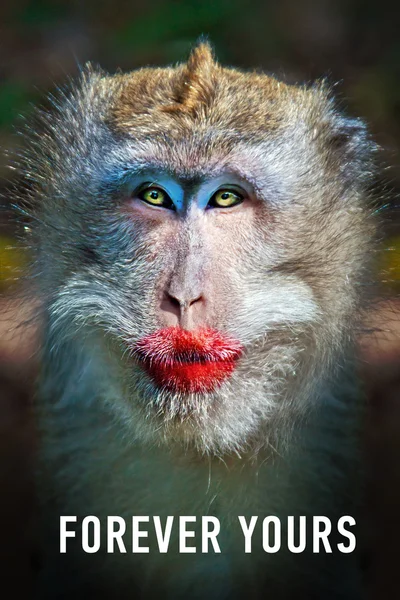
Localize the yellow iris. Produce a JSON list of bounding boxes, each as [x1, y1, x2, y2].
[[213, 190, 242, 208], [140, 187, 167, 206]]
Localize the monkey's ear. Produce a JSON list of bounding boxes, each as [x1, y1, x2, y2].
[[326, 112, 379, 186], [311, 81, 379, 186]]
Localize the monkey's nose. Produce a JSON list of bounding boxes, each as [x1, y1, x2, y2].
[[160, 291, 205, 328], [166, 292, 203, 309]]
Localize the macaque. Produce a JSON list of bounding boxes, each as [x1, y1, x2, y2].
[[21, 43, 377, 599]]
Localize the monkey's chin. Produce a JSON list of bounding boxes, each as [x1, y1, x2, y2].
[[134, 326, 243, 394]]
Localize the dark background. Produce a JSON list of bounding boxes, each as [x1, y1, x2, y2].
[[0, 1, 399, 598]]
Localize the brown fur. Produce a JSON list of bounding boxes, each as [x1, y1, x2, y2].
[[111, 43, 303, 136]]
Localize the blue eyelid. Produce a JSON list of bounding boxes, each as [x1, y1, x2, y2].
[[197, 185, 245, 210], [134, 178, 184, 211]]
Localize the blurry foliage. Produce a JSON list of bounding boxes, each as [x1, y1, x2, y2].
[[0, 81, 34, 128], [106, 0, 239, 62], [380, 237, 400, 291], [0, 234, 28, 292], [12, 0, 69, 26]]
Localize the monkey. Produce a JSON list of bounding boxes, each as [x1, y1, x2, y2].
[[19, 42, 378, 599]]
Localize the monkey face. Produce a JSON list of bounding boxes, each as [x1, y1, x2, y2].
[[31, 45, 376, 453], [121, 170, 265, 396]]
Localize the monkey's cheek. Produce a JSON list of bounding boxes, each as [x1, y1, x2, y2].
[[142, 360, 237, 394]]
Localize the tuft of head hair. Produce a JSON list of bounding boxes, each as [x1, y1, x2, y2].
[[162, 42, 218, 114]]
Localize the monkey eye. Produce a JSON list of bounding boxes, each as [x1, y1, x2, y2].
[[136, 185, 175, 210], [207, 188, 244, 209]]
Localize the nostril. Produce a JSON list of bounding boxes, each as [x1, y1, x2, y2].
[[165, 292, 181, 309], [188, 295, 202, 307], [165, 292, 203, 309], [161, 290, 205, 327]]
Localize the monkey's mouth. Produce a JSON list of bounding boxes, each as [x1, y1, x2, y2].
[[134, 326, 243, 394]]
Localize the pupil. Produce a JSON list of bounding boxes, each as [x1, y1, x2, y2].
[[221, 192, 230, 200], [150, 191, 159, 199]]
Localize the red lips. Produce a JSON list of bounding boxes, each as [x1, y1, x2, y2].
[[134, 327, 242, 394]]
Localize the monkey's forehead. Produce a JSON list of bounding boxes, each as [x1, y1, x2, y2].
[[75, 63, 331, 199]]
